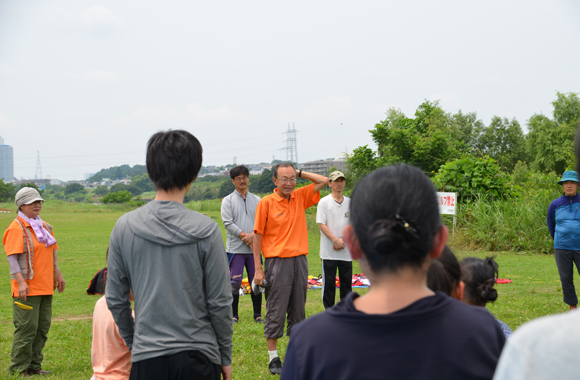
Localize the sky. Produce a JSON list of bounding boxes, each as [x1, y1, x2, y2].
[[1, 0, 579, 181]]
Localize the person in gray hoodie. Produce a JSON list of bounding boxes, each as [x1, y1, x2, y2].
[[106, 130, 233, 380]]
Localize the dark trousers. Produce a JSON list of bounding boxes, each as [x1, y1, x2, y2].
[[229, 253, 262, 319], [322, 259, 352, 309], [10, 295, 52, 374], [264, 256, 308, 339], [554, 249, 580, 306], [129, 350, 220, 380]]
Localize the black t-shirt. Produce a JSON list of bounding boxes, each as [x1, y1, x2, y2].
[[281, 292, 505, 380]]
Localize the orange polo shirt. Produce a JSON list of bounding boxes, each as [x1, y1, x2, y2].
[[254, 183, 320, 258], [3, 219, 57, 297]]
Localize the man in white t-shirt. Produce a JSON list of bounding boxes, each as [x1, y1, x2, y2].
[[316, 171, 352, 309]]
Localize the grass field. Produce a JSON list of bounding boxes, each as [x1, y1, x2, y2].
[[0, 203, 572, 379]]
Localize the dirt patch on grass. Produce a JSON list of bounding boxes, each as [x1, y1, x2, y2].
[[52, 314, 93, 322], [0, 208, 11, 213]]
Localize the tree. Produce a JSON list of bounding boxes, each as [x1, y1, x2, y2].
[[477, 116, 527, 172], [0, 180, 16, 202], [110, 183, 143, 197], [249, 169, 276, 194], [448, 110, 485, 154], [88, 164, 147, 182], [526, 92, 580, 174], [94, 185, 109, 196], [218, 179, 235, 198], [131, 173, 154, 192], [348, 101, 463, 177], [65, 183, 86, 195], [102, 191, 132, 204]]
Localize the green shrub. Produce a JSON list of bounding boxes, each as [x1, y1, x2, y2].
[[433, 156, 513, 202], [102, 191, 132, 204], [94, 185, 109, 196]]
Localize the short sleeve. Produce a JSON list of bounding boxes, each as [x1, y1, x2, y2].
[[3, 222, 24, 256], [316, 198, 327, 225], [299, 183, 320, 209], [254, 198, 269, 235]]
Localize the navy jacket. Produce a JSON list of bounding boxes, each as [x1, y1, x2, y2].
[[547, 193, 580, 250], [281, 292, 505, 380]]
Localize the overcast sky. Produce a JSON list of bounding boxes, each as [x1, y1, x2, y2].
[[1, 0, 579, 181]]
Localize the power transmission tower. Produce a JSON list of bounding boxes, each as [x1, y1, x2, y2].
[[282, 123, 298, 164], [35, 151, 42, 180]]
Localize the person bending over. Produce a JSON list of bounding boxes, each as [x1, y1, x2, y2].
[[91, 252, 133, 380]]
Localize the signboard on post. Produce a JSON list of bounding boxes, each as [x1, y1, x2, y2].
[[437, 192, 457, 230]]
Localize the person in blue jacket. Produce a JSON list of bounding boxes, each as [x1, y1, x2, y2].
[[547, 170, 580, 310]]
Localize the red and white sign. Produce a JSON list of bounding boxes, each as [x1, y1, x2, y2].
[[437, 192, 456, 215]]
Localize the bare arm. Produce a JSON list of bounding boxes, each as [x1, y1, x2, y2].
[[300, 171, 329, 193], [318, 223, 345, 250], [53, 249, 65, 293], [253, 233, 265, 285]]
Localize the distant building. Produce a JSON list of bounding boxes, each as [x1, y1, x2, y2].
[[249, 166, 264, 175], [0, 136, 14, 181], [300, 159, 347, 176]]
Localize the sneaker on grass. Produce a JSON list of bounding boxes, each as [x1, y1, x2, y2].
[[269, 357, 283, 375]]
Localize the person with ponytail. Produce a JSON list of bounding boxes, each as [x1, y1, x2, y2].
[[280, 164, 505, 380], [460, 256, 512, 338]]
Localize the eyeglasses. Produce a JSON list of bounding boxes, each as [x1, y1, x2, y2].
[[234, 176, 248, 182], [277, 178, 296, 184]]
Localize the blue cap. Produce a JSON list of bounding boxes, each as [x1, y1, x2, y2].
[[558, 171, 580, 185]]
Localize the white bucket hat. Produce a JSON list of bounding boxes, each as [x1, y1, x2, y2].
[[15, 187, 44, 208]]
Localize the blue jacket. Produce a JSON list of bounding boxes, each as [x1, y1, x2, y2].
[[547, 193, 580, 250]]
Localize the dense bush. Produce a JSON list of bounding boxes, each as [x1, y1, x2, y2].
[[94, 185, 109, 196], [102, 191, 132, 204], [110, 183, 143, 197], [65, 183, 86, 195], [433, 156, 513, 202]]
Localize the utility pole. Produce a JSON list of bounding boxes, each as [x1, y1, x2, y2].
[[282, 123, 298, 164], [35, 151, 42, 180]]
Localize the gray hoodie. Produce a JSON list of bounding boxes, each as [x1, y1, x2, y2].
[[106, 200, 233, 366]]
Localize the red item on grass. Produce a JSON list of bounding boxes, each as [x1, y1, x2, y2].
[[495, 278, 512, 284]]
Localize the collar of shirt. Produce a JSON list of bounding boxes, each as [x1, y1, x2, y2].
[[273, 188, 296, 202]]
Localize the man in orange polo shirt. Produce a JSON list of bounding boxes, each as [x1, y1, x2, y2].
[[253, 162, 328, 375]]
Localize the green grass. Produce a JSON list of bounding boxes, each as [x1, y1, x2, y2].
[[0, 202, 573, 379]]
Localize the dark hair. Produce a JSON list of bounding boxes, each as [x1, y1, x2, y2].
[[460, 256, 499, 305], [272, 162, 295, 178], [350, 164, 442, 273], [230, 165, 249, 179], [427, 246, 461, 296], [146, 130, 203, 191]]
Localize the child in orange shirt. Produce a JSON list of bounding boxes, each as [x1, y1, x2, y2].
[[90, 265, 133, 380]]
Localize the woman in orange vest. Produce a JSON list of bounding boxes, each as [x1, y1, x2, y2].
[[3, 187, 65, 377]]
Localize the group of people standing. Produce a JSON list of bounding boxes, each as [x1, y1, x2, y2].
[[6, 127, 580, 379], [221, 162, 352, 374]]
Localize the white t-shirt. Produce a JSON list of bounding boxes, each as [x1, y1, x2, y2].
[[316, 194, 351, 261], [493, 310, 580, 380]]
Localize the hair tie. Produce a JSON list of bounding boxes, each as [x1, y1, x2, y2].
[[393, 214, 419, 241]]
